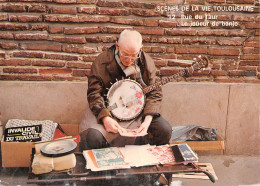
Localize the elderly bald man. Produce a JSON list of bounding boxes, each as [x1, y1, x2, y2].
[[80, 29, 172, 150]]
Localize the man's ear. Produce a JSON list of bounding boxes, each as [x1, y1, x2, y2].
[[138, 45, 143, 56], [115, 41, 119, 50]]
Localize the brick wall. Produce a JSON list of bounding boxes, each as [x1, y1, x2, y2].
[[0, 0, 259, 83]]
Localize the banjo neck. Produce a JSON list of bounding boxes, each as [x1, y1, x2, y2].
[[143, 56, 208, 95]]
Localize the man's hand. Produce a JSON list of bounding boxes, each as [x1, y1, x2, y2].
[[135, 115, 153, 134], [102, 116, 121, 133]]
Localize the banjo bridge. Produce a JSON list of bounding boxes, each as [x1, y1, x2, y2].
[[107, 102, 118, 111]]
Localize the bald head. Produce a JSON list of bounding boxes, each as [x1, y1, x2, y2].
[[117, 30, 142, 53]]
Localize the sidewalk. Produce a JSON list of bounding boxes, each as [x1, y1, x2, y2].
[[0, 155, 259, 186], [172, 155, 260, 186]]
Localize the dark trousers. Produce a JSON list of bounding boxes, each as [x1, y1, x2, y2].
[[81, 116, 172, 150]]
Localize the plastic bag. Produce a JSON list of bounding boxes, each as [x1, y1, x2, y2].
[[171, 125, 218, 142]]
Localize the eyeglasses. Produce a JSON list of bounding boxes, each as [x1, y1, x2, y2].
[[118, 48, 141, 61]]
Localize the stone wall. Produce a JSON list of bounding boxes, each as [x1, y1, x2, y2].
[[0, 0, 259, 83]]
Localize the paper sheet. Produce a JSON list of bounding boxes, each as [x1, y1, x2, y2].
[[123, 145, 159, 167], [83, 149, 130, 171], [118, 128, 147, 137], [147, 145, 176, 164]]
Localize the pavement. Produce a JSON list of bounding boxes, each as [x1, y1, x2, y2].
[[0, 155, 259, 186], [171, 155, 260, 186]]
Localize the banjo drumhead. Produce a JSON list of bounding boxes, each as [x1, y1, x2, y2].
[[107, 79, 145, 121]]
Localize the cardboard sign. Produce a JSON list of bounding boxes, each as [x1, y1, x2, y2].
[[4, 125, 42, 142]]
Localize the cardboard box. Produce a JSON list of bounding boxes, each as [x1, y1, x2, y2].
[[1, 124, 80, 168]]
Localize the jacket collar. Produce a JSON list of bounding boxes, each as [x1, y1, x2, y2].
[[106, 45, 121, 79]]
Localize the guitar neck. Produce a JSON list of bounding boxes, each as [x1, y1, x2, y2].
[[143, 61, 201, 95]]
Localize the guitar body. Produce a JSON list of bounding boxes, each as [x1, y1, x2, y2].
[[107, 79, 145, 121]]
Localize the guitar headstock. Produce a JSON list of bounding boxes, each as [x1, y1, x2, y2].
[[192, 56, 209, 70]]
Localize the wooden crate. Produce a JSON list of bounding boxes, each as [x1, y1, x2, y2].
[[171, 135, 225, 151]]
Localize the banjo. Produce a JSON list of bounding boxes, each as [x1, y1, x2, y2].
[[107, 56, 208, 121]]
